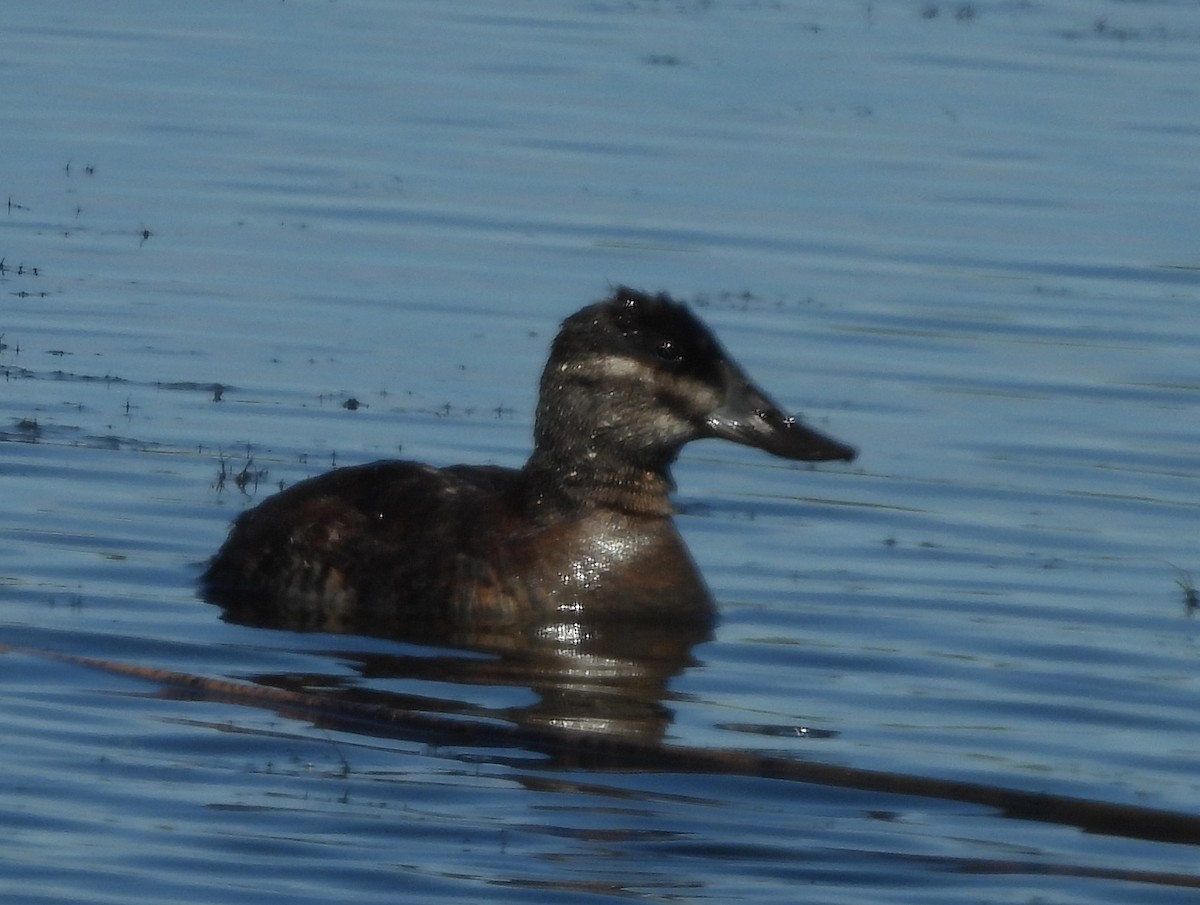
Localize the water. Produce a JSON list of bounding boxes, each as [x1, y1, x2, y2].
[[2, 0, 1199, 901]]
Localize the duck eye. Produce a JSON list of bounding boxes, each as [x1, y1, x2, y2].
[[656, 340, 681, 362]]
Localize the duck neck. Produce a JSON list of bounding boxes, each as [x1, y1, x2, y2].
[[522, 447, 677, 519]]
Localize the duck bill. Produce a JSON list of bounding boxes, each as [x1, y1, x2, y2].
[[704, 360, 857, 463]]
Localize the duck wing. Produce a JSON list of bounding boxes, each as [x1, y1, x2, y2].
[[202, 460, 525, 633]]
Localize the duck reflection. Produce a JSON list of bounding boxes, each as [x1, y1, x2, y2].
[[202, 288, 854, 741], [224, 614, 714, 742]]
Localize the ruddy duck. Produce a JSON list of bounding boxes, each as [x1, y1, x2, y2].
[[203, 287, 855, 640]]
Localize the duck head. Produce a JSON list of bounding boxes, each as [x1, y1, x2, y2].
[[529, 287, 855, 491]]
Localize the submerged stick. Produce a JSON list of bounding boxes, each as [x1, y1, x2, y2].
[[5, 641, 1200, 884]]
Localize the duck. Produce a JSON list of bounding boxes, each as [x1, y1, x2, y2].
[[202, 287, 856, 642]]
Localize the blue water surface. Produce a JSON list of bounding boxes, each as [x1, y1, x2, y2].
[[2, 1, 1199, 902]]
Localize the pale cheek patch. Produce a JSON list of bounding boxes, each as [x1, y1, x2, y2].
[[564, 354, 647, 382], [564, 353, 721, 445], [645, 409, 694, 445], [567, 354, 720, 406]]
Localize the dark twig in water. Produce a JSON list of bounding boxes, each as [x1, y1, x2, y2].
[[213, 450, 268, 496], [1175, 568, 1198, 617], [4, 640, 1200, 872]]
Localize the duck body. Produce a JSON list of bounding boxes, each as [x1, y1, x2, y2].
[[206, 459, 712, 636], [203, 287, 856, 640]]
